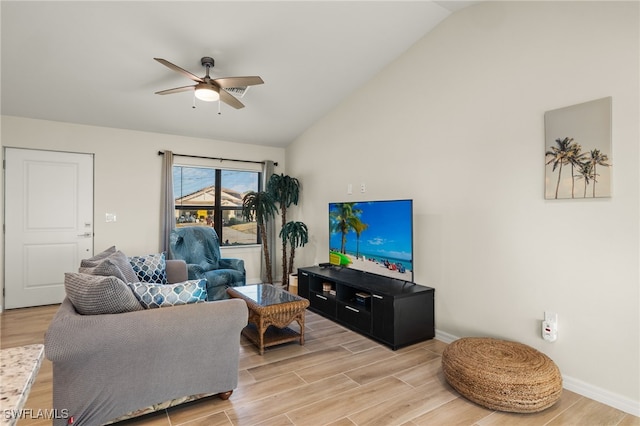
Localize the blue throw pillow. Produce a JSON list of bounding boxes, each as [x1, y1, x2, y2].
[[129, 252, 168, 284], [127, 280, 208, 309]]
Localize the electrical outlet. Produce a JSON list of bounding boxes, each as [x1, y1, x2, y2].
[[542, 311, 558, 342], [360, 183, 366, 193]]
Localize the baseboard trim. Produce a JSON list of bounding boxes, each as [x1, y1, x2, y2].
[[562, 375, 640, 417], [434, 329, 639, 417], [435, 329, 457, 344]]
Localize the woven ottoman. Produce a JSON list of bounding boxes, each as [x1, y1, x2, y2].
[[442, 337, 562, 413]]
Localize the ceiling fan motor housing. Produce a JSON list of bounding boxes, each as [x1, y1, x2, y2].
[[201, 57, 215, 68]]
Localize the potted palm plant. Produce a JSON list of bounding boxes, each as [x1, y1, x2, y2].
[[280, 221, 308, 291], [241, 190, 278, 284], [267, 173, 301, 288]]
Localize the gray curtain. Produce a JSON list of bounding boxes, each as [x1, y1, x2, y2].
[[262, 160, 275, 283], [161, 151, 175, 256]]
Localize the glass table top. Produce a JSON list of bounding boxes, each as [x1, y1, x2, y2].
[[232, 284, 301, 307]]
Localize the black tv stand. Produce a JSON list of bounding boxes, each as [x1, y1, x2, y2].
[[297, 266, 434, 350]]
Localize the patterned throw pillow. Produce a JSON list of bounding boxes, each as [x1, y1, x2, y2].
[[79, 250, 139, 283], [64, 272, 144, 315], [129, 253, 168, 284], [127, 280, 208, 309]]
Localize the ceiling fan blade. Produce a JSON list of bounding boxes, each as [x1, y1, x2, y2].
[[213, 76, 264, 88], [219, 89, 245, 109], [154, 58, 204, 83], [155, 85, 195, 95]]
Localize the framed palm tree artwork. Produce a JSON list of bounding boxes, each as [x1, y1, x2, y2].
[[544, 97, 612, 199]]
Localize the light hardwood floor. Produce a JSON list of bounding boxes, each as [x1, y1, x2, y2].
[[2, 304, 638, 426]]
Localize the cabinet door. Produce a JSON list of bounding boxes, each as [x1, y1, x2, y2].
[[310, 291, 337, 317], [337, 302, 371, 334], [298, 270, 310, 299], [371, 293, 394, 344]]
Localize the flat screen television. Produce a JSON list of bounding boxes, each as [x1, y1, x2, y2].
[[328, 199, 413, 282]]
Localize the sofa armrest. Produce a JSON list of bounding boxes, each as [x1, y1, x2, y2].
[[166, 259, 188, 283], [219, 258, 245, 274]]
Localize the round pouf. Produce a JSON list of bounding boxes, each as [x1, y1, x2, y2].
[[442, 337, 562, 413]]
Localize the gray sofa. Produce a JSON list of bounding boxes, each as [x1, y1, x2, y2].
[[44, 259, 248, 426]]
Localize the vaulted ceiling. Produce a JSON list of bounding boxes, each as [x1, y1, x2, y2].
[[1, 1, 475, 147]]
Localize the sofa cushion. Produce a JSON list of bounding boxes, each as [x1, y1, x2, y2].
[[129, 252, 168, 284], [80, 245, 117, 267], [79, 250, 138, 283], [64, 272, 144, 315], [127, 280, 208, 309]]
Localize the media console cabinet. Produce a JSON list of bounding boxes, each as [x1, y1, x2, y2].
[[298, 265, 435, 350]]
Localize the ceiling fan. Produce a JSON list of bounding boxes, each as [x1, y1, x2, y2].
[[154, 57, 264, 109]]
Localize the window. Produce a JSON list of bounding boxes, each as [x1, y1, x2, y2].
[[173, 166, 260, 246]]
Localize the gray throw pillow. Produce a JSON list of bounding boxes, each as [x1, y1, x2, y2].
[[79, 250, 138, 283], [64, 272, 143, 315], [80, 246, 117, 267]]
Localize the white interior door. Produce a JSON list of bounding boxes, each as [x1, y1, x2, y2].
[[4, 148, 94, 309]]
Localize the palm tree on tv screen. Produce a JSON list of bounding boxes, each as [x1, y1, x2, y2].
[[352, 220, 369, 259], [329, 203, 364, 255]]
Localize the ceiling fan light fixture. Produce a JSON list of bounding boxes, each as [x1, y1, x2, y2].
[[194, 83, 219, 102]]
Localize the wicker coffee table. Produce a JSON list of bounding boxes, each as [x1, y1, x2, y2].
[[227, 284, 310, 355]]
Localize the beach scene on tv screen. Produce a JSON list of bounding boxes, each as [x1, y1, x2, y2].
[[329, 200, 413, 281]]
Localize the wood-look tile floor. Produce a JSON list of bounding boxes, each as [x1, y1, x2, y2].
[[2, 304, 638, 426]]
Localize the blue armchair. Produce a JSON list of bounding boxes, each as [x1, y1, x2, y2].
[[169, 227, 246, 300]]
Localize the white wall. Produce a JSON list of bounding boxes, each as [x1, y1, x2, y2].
[[0, 116, 286, 304], [286, 1, 639, 414]]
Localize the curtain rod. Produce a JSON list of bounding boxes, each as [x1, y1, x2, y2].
[[158, 151, 277, 167]]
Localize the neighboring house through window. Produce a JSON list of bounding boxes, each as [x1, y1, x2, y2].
[[173, 165, 260, 246]]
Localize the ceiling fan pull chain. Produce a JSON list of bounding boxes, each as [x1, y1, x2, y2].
[[192, 92, 196, 109], [218, 99, 221, 115]]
